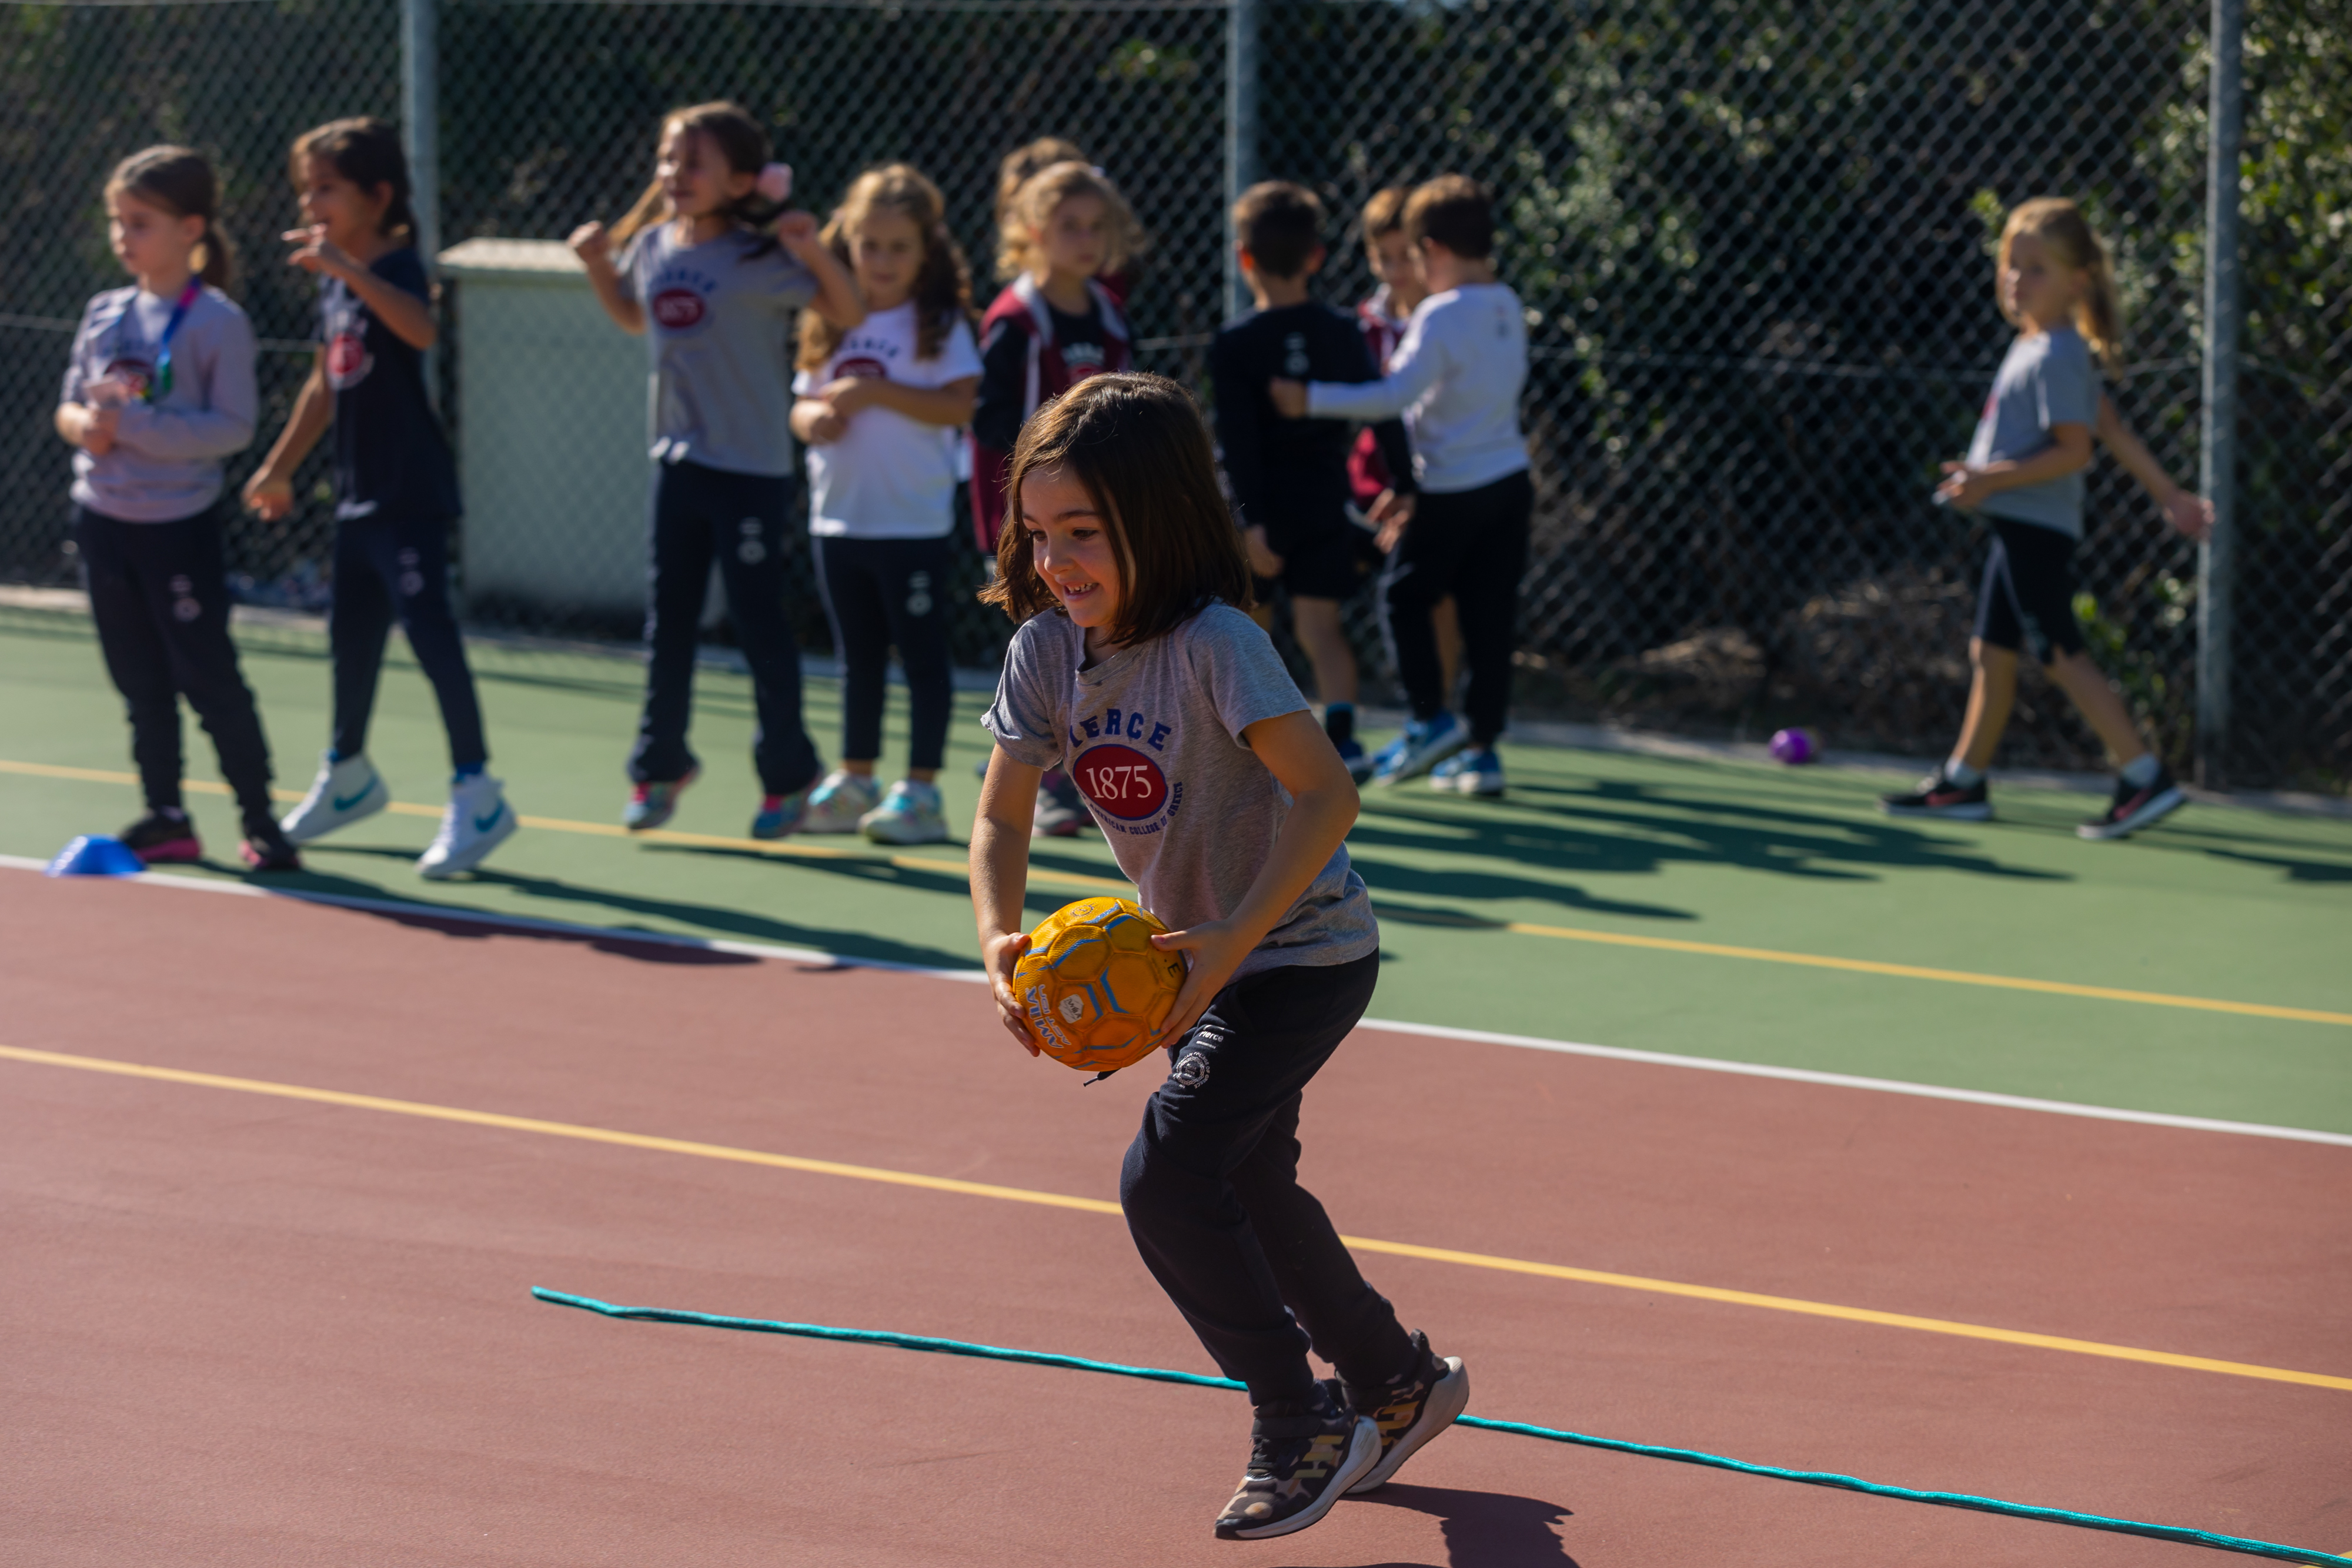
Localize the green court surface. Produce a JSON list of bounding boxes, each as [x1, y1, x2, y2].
[[5, 606, 2348, 1135]]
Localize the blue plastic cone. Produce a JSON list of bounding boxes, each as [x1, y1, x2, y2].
[[45, 834, 148, 878]]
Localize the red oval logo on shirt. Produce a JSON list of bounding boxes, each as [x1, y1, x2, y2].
[[1074, 745, 1168, 821], [652, 287, 707, 330], [325, 331, 370, 386], [833, 356, 887, 379]]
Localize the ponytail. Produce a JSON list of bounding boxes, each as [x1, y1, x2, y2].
[[2000, 196, 2123, 369], [108, 145, 237, 295], [290, 117, 418, 243], [611, 101, 787, 253]]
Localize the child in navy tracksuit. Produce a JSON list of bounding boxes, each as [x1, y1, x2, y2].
[[971, 373, 1468, 1543], [246, 118, 512, 880], [1211, 181, 1413, 778], [57, 146, 296, 872], [572, 101, 865, 838]]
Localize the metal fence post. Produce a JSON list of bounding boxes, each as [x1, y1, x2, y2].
[[1224, 0, 1258, 322], [402, 0, 443, 413], [2196, 0, 2244, 787]]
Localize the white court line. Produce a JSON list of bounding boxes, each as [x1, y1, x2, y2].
[[8, 855, 2348, 1149]]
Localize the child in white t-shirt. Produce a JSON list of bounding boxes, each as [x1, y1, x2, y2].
[[791, 166, 983, 844]]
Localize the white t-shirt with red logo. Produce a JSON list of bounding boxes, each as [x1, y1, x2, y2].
[[792, 301, 982, 539], [982, 602, 1378, 979], [618, 222, 817, 477]]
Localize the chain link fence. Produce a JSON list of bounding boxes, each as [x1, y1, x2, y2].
[[4, 0, 2345, 788]]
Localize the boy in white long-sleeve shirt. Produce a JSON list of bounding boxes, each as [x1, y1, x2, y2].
[[1272, 175, 1529, 793]]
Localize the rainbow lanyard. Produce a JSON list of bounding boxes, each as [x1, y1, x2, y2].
[[142, 276, 203, 404]]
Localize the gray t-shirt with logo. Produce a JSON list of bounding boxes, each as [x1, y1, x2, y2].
[[58, 284, 258, 522], [1965, 325, 2099, 538], [983, 602, 1379, 979], [618, 223, 817, 477]]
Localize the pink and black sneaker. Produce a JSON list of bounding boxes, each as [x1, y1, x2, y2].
[[120, 810, 201, 864], [1878, 770, 1992, 821], [2078, 764, 2186, 840]]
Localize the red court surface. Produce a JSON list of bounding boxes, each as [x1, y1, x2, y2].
[[5, 871, 2347, 1566]]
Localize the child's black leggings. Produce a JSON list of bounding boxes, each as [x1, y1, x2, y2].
[[329, 510, 487, 772], [1119, 951, 1415, 1406], [1379, 468, 1534, 745], [811, 533, 954, 772], [632, 459, 820, 796], [75, 504, 276, 819]]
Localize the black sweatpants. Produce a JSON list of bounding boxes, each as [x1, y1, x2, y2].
[[329, 510, 488, 772], [1119, 951, 1414, 1406], [811, 533, 954, 772], [632, 459, 820, 795], [1379, 468, 1534, 745], [75, 504, 275, 819]]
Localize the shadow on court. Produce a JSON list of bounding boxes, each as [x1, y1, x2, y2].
[[1309, 1483, 1579, 1567], [1356, 775, 2068, 886], [258, 846, 978, 969]]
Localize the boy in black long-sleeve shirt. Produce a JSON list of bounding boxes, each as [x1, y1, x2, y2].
[[1212, 182, 1412, 774]]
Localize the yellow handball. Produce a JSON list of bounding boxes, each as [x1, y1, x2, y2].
[[1014, 897, 1187, 1074]]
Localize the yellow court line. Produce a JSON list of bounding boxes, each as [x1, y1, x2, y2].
[[4, 1039, 2347, 1395], [8, 756, 2347, 1026]]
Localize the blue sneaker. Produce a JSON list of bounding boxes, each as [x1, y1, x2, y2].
[[860, 778, 948, 845], [1369, 712, 1466, 786], [1429, 746, 1504, 796], [750, 785, 812, 840], [623, 766, 698, 833]]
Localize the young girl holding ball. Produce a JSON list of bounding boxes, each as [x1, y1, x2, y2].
[[972, 373, 1468, 1542]]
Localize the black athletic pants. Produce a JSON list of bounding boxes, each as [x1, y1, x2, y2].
[[1120, 951, 1415, 1406], [329, 509, 488, 772], [811, 533, 953, 772], [1379, 468, 1534, 745], [632, 459, 820, 795], [75, 503, 275, 819]]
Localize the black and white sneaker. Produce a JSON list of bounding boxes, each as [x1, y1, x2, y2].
[[1337, 1330, 1471, 1493], [1212, 1386, 1380, 1540], [1879, 770, 1992, 820], [2078, 765, 2186, 840]]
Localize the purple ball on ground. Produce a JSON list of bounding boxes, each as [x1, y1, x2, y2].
[[1769, 728, 1819, 765]]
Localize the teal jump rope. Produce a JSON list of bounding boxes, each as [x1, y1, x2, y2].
[[533, 1287, 2340, 1565]]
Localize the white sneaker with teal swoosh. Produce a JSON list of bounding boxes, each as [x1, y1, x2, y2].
[[280, 751, 388, 844], [418, 773, 516, 880]]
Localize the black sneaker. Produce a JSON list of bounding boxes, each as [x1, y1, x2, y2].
[[2079, 765, 2186, 840], [1335, 1330, 1471, 1494], [1212, 1386, 1380, 1541], [1879, 770, 1992, 820], [120, 810, 201, 865], [239, 814, 303, 873]]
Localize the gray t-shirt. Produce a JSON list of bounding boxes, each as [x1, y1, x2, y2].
[[618, 223, 817, 477], [983, 602, 1379, 979], [1965, 325, 2099, 537], [58, 284, 258, 522]]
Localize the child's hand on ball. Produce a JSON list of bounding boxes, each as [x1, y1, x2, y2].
[[983, 928, 1040, 1056], [1148, 920, 1248, 1044]]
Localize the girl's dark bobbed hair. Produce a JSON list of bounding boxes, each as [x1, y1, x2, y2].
[[980, 373, 1252, 647]]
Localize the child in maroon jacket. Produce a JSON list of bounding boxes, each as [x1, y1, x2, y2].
[[968, 162, 1144, 556]]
